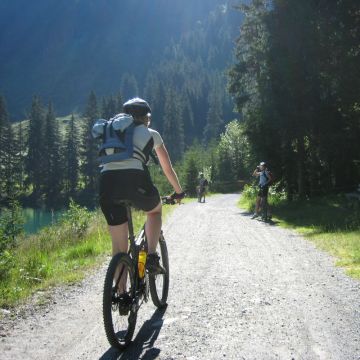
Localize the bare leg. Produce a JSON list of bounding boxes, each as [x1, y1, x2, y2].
[[255, 196, 261, 214], [145, 202, 162, 254], [267, 197, 271, 216], [108, 223, 129, 292], [108, 223, 128, 255]]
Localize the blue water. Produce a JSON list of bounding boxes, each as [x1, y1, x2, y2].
[[22, 208, 66, 234]]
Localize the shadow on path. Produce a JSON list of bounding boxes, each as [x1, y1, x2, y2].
[[237, 211, 280, 226], [99, 307, 167, 360], [238, 210, 253, 217]]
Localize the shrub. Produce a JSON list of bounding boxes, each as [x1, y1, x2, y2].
[[0, 250, 15, 282], [0, 200, 24, 254], [0, 200, 24, 282], [60, 200, 92, 238]]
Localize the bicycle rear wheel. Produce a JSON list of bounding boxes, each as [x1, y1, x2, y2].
[[103, 253, 137, 349], [149, 233, 169, 308]]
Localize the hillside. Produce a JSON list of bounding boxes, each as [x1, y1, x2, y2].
[[0, 0, 243, 120]]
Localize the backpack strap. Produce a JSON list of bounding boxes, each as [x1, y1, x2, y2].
[[109, 119, 115, 137], [102, 121, 108, 144], [124, 122, 135, 158], [263, 171, 269, 181]]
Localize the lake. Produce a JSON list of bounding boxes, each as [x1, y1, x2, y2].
[[22, 208, 66, 234]]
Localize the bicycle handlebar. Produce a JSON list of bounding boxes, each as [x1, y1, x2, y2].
[[161, 196, 184, 205]]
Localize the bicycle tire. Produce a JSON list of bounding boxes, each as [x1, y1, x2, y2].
[[103, 253, 137, 349], [149, 234, 169, 308]]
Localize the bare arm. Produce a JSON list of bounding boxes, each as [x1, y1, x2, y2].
[[155, 144, 183, 194], [253, 169, 260, 177]]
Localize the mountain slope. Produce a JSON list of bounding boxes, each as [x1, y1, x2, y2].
[[0, 0, 243, 119]]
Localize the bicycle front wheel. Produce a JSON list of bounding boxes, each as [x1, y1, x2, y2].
[[103, 253, 137, 349], [149, 233, 169, 308]]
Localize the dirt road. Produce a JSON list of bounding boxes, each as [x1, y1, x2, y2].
[[1, 194, 359, 360]]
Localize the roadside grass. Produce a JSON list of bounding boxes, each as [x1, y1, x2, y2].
[[239, 185, 360, 279], [0, 202, 177, 309]]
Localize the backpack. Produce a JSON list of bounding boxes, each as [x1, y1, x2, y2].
[[263, 169, 274, 186], [92, 113, 136, 165], [200, 178, 208, 188]]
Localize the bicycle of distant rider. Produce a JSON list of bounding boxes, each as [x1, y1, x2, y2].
[[102, 196, 175, 349]]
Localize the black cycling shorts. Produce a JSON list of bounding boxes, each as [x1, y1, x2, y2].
[[258, 185, 269, 197], [99, 169, 160, 226]]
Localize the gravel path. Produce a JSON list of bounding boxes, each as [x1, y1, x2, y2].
[[1, 194, 359, 360]]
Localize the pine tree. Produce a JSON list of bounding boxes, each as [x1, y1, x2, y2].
[[0, 95, 8, 198], [0, 96, 5, 140], [115, 92, 123, 114], [107, 96, 117, 118], [81, 91, 99, 201], [183, 156, 198, 197], [26, 96, 45, 203], [101, 96, 117, 119], [2, 123, 17, 199], [64, 114, 79, 200], [101, 97, 108, 119], [162, 88, 185, 161], [0, 96, 18, 199], [17, 121, 26, 192], [15, 120, 26, 192], [229, 0, 360, 197], [203, 83, 224, 143], [43, 102, 63, 207], [121, 73, 139, 100]]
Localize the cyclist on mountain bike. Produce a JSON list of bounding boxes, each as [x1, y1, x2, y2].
[[97, 98, 185, 274], [251, 161, 272, 219]]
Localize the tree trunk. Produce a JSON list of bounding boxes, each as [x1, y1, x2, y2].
[[297, 137, 306, 199]]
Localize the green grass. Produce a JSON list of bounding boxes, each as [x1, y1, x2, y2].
[[0, 202, 177, 309], [12, 113, 85, 139], [239, 185, 360, 279]]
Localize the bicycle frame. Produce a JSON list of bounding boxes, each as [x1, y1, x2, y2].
[[112, 205, 148, 311]]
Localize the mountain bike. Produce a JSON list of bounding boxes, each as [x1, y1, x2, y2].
[[102, 196, 174, 350]]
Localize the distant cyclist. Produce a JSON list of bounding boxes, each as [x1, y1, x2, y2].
[[197, 173, 209, 203], [95, 98, 185, 274], [251, 161, 272, 219]]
